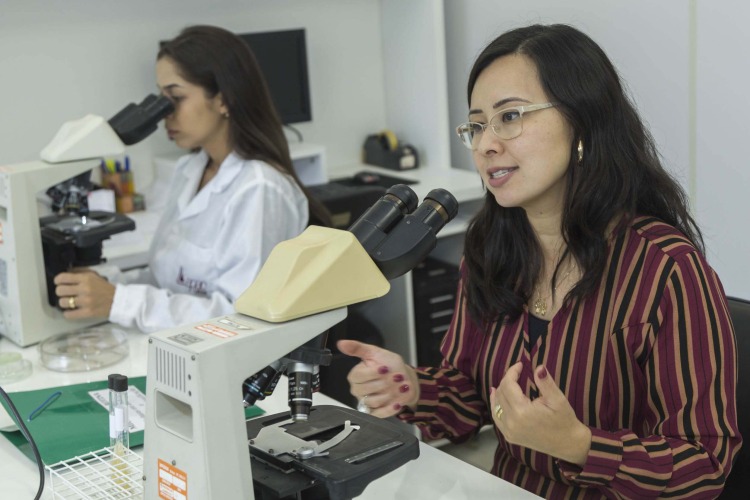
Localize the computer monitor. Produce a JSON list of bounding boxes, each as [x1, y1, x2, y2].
[[239, 29, 312, 125]]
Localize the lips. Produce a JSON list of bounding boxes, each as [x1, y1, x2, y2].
[[486, 166, 518, 188], [489, 168, 517, 179]]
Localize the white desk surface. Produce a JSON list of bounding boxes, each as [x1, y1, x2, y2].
[[327, 163, 484, 205], [0, 329, 536, 499]]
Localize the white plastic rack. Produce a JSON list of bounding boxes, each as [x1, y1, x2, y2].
[[46, 447, 142, 499]]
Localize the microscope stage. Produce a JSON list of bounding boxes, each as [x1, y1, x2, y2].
[[247, 405, 419, 500]]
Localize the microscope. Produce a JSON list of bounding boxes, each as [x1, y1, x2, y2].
[[0, 95, 173, 346], [143, 185, 459, 499]]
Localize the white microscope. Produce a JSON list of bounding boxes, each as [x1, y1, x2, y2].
[[143, 185, 459, 499], [0, 96, 173, 346]]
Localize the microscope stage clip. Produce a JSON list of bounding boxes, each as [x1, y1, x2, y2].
[[249, 418, 359, 460]]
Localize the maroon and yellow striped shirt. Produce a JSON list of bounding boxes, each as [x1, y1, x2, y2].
[[401, 217, 741, 498]]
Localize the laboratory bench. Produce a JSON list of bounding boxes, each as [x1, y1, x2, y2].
[[0, 329, 537, 499]]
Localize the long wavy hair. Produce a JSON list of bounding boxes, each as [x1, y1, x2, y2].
[[158, 25, 330, 226], [463, 24, 703, 324]]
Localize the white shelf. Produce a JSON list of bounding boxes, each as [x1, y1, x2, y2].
[[290, 142, 327, 186]]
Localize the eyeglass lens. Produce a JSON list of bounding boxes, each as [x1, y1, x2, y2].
[[457, 108, 524, 149]]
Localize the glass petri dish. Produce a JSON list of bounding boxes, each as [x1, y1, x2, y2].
[[39, 326, 129, 372], [0, 352, 33, 384]]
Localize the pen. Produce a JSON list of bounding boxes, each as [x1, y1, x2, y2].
[[27, 391, 62, 422]]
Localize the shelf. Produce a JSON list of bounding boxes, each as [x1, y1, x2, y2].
[[290, 142, 327, 186]]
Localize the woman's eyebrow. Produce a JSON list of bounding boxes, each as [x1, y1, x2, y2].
[[158, 83, 182, 92], [468, 97, 530, 115]]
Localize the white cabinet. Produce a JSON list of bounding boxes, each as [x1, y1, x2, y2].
[[290, 142, 327, 186]]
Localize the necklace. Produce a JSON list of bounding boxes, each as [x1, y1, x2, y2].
[[533, 269, 572, 317]]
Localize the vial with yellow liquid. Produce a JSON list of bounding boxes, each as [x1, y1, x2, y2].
[[108, 374, 130, 487]]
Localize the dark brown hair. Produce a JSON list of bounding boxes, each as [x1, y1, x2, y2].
[[158, 25, 330, 226], [463, 24, 703, 324]]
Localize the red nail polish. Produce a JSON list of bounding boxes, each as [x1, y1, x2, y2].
[[399, 384, 409, 393], [393, 374, 405, 383], [538, 366, 548, 379], [378, 366, 389, 375], [393, 403, 402, 410]]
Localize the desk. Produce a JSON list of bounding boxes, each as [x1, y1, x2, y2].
[[0, 330, 536, 499]]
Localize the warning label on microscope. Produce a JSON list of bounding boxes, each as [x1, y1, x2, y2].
[[158, 459, 188, 499]]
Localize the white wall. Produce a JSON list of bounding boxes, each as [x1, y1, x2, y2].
[[695, 0, 750, 298], [444, 0, 690, 184], [444, 1, 750, 298], [3, 0, 747, 297], [0, 0, 388, 189]]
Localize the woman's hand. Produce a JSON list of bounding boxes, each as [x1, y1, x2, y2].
[[490, 362, 592, 466], [54, 269, 115, 320], [337, 340, 420, 418]]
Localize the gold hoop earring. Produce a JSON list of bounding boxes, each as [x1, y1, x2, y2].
[[577, 140, 584, 163]]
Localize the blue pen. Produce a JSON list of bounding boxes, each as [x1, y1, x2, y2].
[[27, 391, 62, 422], [124, 156, 130, 172]]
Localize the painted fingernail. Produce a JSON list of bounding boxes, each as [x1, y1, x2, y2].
[[378, 366, 389, 375], [393, 373, 405, 383], [538, 366, 548, 379], [393, 403, 402, 410], [399, 384, 410, 393]]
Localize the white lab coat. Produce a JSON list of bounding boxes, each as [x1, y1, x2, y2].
[[107, 150, 308, 333]]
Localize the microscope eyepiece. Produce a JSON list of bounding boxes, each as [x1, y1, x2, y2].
[[409, 188, 459, 235], [108, 94, 175, 145], [357, 187, 459, 280], [383, 184, 419, 213], [348, 184, 419, 253], [424, 188, 459, 222]]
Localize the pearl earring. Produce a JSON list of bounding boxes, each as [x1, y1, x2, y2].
[[577, 140, 584, 163]]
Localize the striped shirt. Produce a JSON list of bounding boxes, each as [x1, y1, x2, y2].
[[401, 217, 741, 498]]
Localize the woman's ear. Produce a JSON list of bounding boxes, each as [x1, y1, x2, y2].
[[215, 93, 229, 118]]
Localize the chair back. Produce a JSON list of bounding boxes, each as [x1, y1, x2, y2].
[[720, 296, 750, 499]]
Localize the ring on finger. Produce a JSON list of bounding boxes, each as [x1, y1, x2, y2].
[[494, 403, 504, 420], [68, 296, 77, 310], [357, 395, 371, 414]]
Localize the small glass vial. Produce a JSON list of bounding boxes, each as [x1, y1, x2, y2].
[[108, 374, 129, 455]]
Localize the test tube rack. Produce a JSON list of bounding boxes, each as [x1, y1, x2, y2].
[[46, 446, 142, 499]]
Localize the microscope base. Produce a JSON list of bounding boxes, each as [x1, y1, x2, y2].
[[247, 405, 419, 500]]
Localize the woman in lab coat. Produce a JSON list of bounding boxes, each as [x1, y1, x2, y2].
[[53, 25, 329, 333]]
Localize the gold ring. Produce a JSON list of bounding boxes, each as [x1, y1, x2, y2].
[[357, 395, 370, 414], [68, 296, 77, 309], [494, 403, 504, 420]]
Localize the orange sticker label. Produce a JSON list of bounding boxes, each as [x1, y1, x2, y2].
[[158, 459, 188, 499], [195, 323, 237, 339]]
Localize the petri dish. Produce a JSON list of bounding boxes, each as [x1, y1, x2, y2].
[[0, 352, 33, 384], [39, 326, 129, 372]]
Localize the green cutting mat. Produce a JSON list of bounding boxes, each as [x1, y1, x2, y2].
[[0, 376, 264, 464]]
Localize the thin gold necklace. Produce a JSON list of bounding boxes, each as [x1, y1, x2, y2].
[[533, 268, 572, 317]]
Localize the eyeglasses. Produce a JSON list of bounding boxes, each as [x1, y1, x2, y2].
[[455, 102, 556, 150]]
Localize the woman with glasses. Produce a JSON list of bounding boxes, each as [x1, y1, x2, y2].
[[340, 24, 740, 498], [53, 25, 329, 333]]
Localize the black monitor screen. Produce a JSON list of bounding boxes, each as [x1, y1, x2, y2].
[[240, 29, 312, 125]]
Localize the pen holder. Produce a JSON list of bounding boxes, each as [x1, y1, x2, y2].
[[101, 172, 144, 213], [102, 172, 135, 197]]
